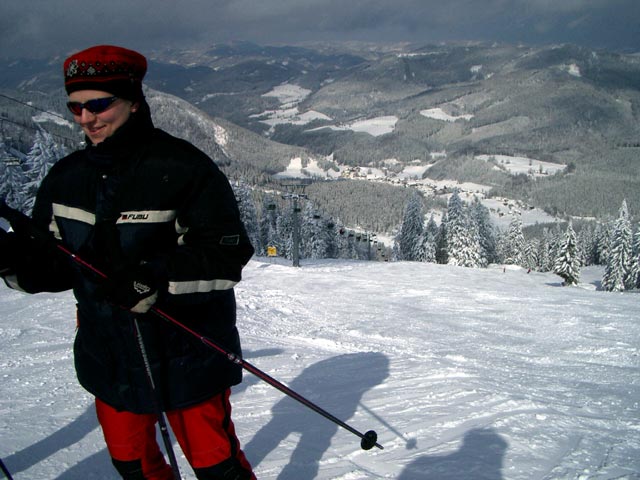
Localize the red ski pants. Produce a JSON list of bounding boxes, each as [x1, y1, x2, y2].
[[96, 389, 255, 480]]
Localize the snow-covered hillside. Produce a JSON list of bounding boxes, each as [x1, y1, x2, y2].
[[1, 259, 639, 479]]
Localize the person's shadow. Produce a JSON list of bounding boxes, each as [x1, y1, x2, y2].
[[398, 427, 508, 480], [2, 403, 114, 479], [244, 351, 389, 479]]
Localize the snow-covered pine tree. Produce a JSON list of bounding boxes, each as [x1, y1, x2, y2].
[[524, 238, 539, 271], [553, 221, 581, 285], [578, 222, 598, 266], [417, 214, 438, 263], [232, 180, 260, 253], [0, 145, 27, 211], [435, 211, 448, 264], [596, 220, 613, 266], [631, 225, 640, 289], [503, 216, 526, 266], [470, 197, 498, 266], [22, 127, 66, 213], [602, 200, 633, 292], [397, 192, 424, 261], [300, 201, 333, 259], [537, 228, 553, 272], [548, 224, 564, 266], [276, 207, 294, 260], [445, 191, 482, 267]]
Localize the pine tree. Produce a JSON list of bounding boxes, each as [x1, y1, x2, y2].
[[470, 197, 498, 266], [0, 154, 27, 211], [397, 192, 424, 261], [579, 222, 598, 266], [446, 204, 482, 268], [232, 180, 260, 254], [300, 201, 334, 259], [554, 221, 581, 285], [503, 217, 526, 266], [435, 212, 448, 264], [417, 214, 438, 263], [631, 225, 640, 289], [276, 208, 294, 260], [443, 192, 482, 267], [23, 127, 66, 213], [548, 224, 564, 266], [524, 238, 539, 271], [537, 228, 553, 272], [602, 200, 633, 292], [596, 220, 613, 266]]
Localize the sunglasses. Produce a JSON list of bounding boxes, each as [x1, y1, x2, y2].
[[66, 96, 119, 115]]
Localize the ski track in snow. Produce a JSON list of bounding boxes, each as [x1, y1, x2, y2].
[[1, 259, 639, 479]]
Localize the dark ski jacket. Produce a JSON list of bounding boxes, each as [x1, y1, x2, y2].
[[5, 102, 254, 413]]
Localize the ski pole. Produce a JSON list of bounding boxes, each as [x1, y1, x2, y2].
[[147, 305, 382, 450], [0, 458, 13, 480], [134, 318, 182, 479], [0, 201, 383, 451]]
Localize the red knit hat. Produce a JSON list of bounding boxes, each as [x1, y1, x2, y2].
[[63, 45, 147, 101]]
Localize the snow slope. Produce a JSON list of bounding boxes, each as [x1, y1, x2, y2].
[[1, 259, 639, 479]]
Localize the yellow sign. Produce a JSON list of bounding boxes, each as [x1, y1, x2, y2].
[[267, 246, 277, 257]]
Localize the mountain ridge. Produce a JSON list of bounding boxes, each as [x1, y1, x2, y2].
[[1, 41, 639, 226]]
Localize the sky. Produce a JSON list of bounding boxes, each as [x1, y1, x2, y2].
[[1, 0, 639, 59]]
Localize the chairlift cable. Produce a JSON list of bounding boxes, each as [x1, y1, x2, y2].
[[0, 93, 66, 120]]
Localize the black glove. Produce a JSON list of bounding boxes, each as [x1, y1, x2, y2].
[[104, 264, 160, 313], [0, 229, 22, 275]]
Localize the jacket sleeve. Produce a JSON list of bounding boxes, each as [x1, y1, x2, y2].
[[2, 176, 74, 294], [157, 160, 254, 302]]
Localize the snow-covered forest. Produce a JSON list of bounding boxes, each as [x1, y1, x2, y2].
[[2, 129, 640, 293]]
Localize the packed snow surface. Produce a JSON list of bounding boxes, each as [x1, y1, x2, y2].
[[1, 259, 639, 479]]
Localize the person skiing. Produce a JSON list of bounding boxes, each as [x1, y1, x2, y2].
[[0, 45, 256, 480]]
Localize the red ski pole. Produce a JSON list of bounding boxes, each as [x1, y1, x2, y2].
[[0, 201, 383, 451]]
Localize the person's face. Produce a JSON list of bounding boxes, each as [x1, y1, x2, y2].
[[68, 90, 138, 145]]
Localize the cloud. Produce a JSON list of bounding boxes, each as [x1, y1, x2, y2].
[[1, 0, 638, 59]]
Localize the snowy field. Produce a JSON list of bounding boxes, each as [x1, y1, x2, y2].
[[475, 155, 566, 177], [420, 108, 474, 122], [307, 116, 399, 137], [1, 259, 639, 479]]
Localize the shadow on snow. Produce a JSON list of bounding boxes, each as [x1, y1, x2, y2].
[[398, 427, 508, 480], [244, 351, 390, 479]]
